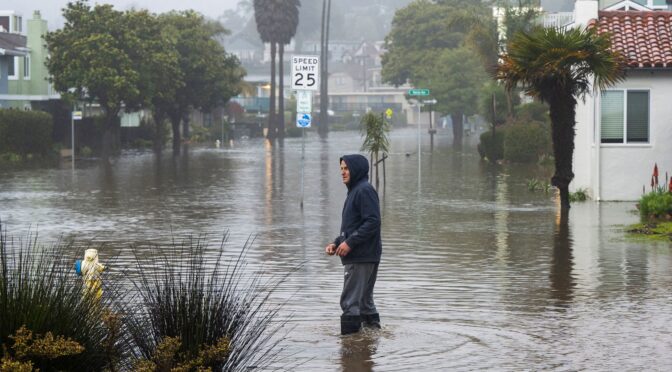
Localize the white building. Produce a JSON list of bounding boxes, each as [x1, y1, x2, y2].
[[572, 0, 672, 200]]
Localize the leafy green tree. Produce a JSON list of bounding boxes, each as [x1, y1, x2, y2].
[[45, 1, 146, 159], [126, 10, 182, 153], [415, 47, 487, 144], [382, 0, 491, 144], [159, 11, 244, 153], [496, 26, 624, 209]]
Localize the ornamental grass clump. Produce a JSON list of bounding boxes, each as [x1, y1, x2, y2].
[[0, 224, 121, 371], [121, 235, 291, 372]]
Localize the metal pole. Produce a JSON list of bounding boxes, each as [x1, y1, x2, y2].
[[300, 126, 305, 209], [71, 107, 75, 173], [417, 103, 421, 191]]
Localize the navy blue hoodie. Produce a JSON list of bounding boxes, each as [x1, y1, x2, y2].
[[333, 154, 382, 264]]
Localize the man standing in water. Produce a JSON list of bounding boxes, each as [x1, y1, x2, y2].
[[326, 154, 382, 335]]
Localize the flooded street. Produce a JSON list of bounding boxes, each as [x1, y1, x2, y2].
[[2, 128, 672, 371]]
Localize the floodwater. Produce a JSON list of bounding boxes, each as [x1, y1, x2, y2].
[[2, 128, 672, 371]]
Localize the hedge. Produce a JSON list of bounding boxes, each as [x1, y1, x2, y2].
[[503, 121, 551, 163], [0, 109, 53, 157]]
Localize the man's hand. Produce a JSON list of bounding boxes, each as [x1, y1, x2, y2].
[[325, 243, 336, 256], [335, 242, 351, 257]]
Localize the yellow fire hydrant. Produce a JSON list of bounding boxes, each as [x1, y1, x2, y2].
[[80, 248, 105, 300]]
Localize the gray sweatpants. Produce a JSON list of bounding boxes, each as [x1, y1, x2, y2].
[[340, 263, 379, 316]]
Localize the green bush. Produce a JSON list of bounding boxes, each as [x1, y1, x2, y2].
[[639, 190, 672, 220], [515, 101, 550, 123], [0, 109, 53, 158], [503, 121, 551, 163], [477, 129, 505, 162]]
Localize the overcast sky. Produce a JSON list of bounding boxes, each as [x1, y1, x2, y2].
[[6, 0, 240, 29]]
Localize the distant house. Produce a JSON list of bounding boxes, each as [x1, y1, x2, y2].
[[572, 1, 672, 200], [0, 10, 60, 109], [0, 10, 28, 107]]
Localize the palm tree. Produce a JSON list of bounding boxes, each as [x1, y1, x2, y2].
[[276, 0, 300, 139], [496, 26, 624, 209], [318, 0, 331, 137], [254, 0, 300, 140], [254, 0, 278, 139]]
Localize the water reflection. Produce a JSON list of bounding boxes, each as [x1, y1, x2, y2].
[[550, 210, 574, 306], [339, 332, 378, 372]]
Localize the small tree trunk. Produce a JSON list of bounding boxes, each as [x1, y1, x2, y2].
[[375, 151, 379, 190], [451, 112, 463, 145], [181, 112, 190, 140], [170, 113, 181, 155], [153, 111, 165, 153]]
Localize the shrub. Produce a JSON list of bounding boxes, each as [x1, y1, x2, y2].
[[569, 188, 589, 202], [478, 129, 505, 162], [0, 109, 53, 158], [0, 224, 120, 370], [121, 236, 290, 371], [515, 101, 550, 123], [503, 120, 551, 163], [639, 190, 672, 220]]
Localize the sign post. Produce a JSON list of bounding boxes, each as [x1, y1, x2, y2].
[[408, 89, 430, 192], [292, 55, 320, 209], [71, 110, 82, 172]]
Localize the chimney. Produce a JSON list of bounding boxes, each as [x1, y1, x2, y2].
[[574, 0, 599, 28]]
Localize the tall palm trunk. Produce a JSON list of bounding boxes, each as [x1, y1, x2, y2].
[[318, 0, 331, 137], [278, 43, 285, 139], [268, 42, 277, 140], [549, 94, 577, 210]]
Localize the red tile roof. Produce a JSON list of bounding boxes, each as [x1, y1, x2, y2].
[[596, 11, 672, 68]]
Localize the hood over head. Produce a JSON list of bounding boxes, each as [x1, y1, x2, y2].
[[340, 154, 369, 189]]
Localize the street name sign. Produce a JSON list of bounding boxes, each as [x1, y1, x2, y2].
[[292, 55, 320, 91], [297, 113, 312, 128], [72, 111, 82, 120], [408, 89, 430, 96], [296, 90, 312, 113]]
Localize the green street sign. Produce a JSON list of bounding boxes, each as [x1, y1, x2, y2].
[[408, 89, 430, 96]]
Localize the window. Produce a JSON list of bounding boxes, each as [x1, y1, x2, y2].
[[600, 90, 649, 143], [23, 55, 30, 80], [8, 57, 18, 79]]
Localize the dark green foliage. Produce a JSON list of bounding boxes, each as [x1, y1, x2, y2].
[[0, 110, 53, 158], [503, 121, 551, 163], [122, 236, 290, 371], [478, 129, 505, 162], [639, 191, 672, 221], [0, 224, 119, 371], [515, 101, 549, 123]]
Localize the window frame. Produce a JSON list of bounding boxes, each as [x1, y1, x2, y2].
[[22, 55, 30, 80], [8, 56, 18, 80], [600, 88, 651, 145]]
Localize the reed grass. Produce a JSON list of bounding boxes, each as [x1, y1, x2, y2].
[[120, 234, 292, 371]]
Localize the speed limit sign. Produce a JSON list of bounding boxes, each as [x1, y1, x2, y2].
[[291, 55, 320, 91]]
